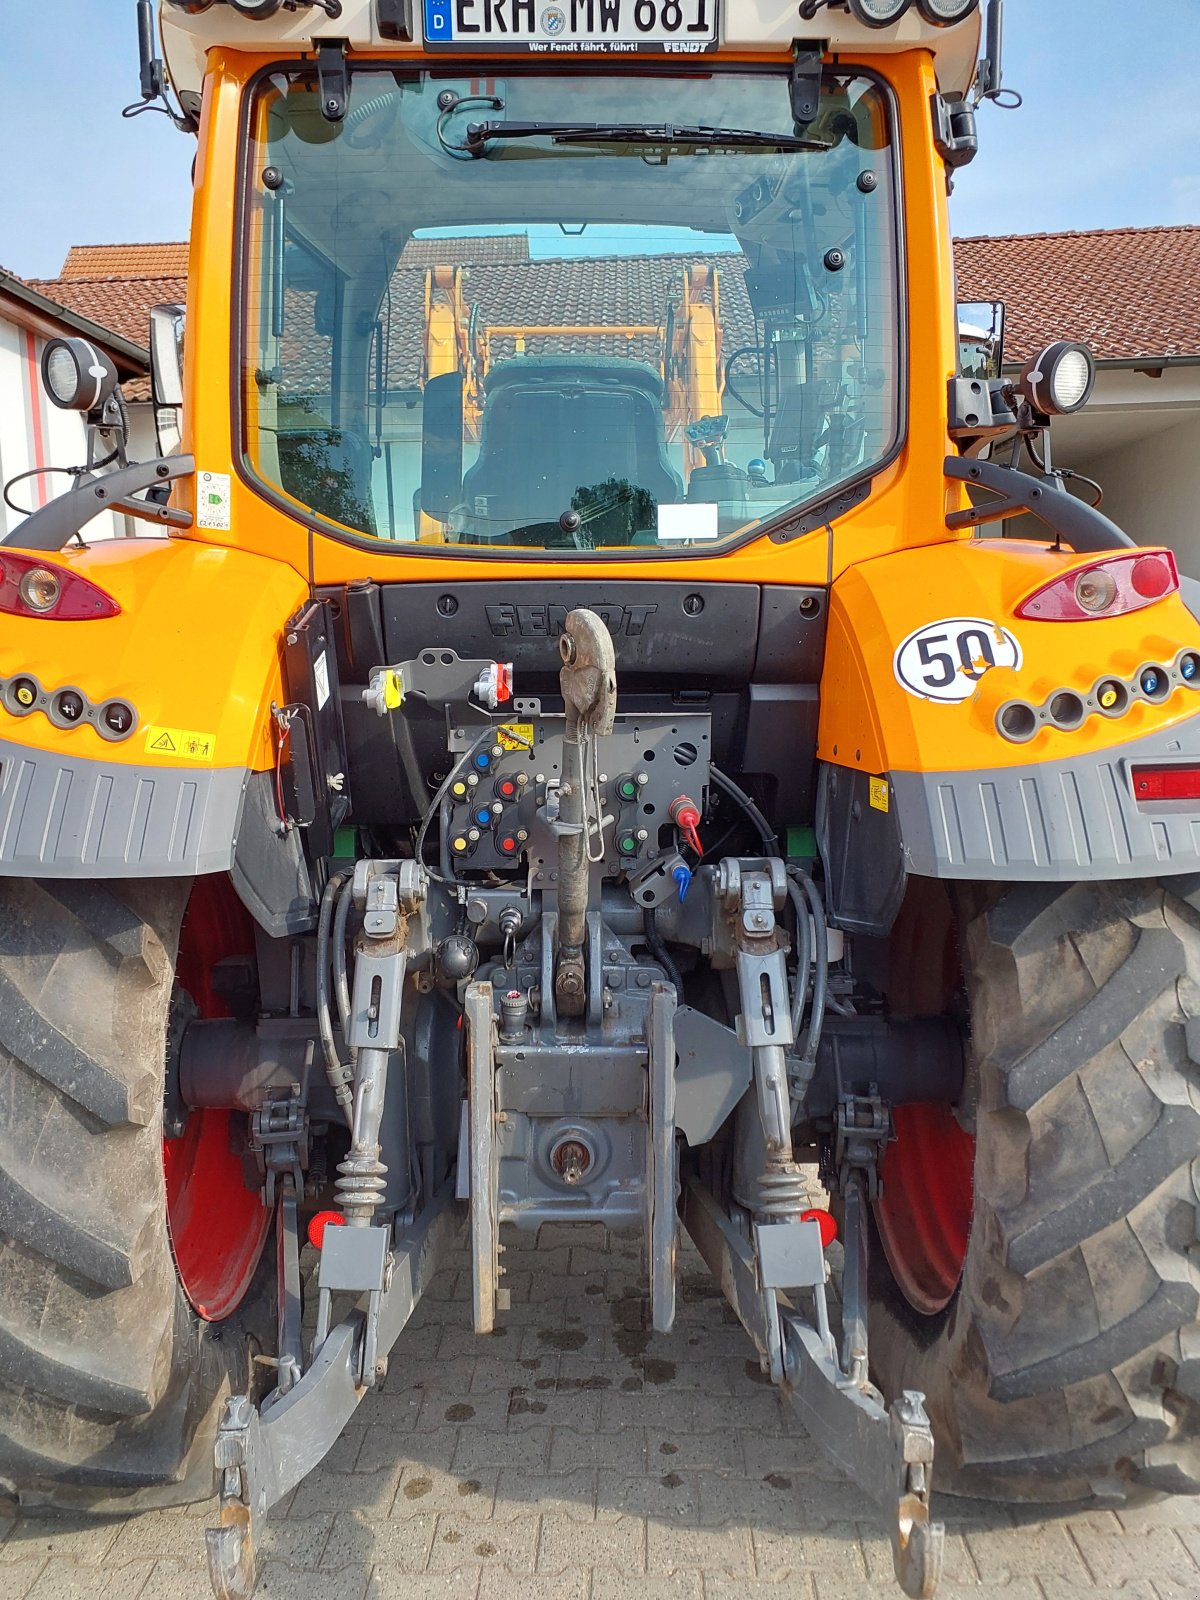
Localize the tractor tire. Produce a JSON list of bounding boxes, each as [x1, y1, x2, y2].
[[0, 878, 265, 1511], [870, 878, 1200, 1505]]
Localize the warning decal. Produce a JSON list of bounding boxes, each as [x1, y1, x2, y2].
[[143, 725, 218, 763], [496, 722, 534, 752], [869, 777, 890, 813]]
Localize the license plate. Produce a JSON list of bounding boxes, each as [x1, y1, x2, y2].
[[423, 0, 719, 53]]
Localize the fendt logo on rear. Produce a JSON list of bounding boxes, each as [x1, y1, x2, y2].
[[486, 602, 657, 638]]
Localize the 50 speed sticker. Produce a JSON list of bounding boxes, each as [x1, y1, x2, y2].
[[893, 618, 1022, 704]]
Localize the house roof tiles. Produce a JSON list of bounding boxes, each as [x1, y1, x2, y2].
[[59, 243, 190, 280], [28, 225, 1200, 403], [954, 225, 1200, 364]]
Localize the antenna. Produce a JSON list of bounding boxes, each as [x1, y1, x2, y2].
[[976, 0, 1005, 103], [136, 0, 166, 102]]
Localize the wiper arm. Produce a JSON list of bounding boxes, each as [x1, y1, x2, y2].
[[463, 120, 831, 155]]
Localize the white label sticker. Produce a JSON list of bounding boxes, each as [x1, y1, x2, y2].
[[196, 471, 232, 531], [657, 503, 719, 542], [314, 651, 331, 710], [893, 617, 1022, 704]]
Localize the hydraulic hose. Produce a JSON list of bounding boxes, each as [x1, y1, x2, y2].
[[786, 875, 812, 1038], [642, 907, 685, 1005], [789, 867, 828, 1073], [317, 868, 355, 1127], [710, 765, 779, 857], [332, 872, 354, 1042]]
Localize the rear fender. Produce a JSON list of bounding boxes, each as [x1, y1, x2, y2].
[[816, 539, 1200, 932], [0, 539, 312, 928]]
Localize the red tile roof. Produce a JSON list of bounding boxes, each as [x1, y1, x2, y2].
[[26, 274, 186, 351], [59, 243, 189, 280], [954, 225, 1200, 364], [33, 225, 1200, 398], [398, 235, 532, 268]]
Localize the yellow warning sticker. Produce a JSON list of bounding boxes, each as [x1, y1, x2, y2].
[[143, 725, 218, 764], [496, 722, 534, 752], [869, 777, 890, 813]]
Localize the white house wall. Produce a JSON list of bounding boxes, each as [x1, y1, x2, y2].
[[1076, 411, 1200, 576], [0, 313, 122, 543]]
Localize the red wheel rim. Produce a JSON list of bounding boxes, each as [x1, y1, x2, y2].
[[164, 877, 270, 1322], [875, 1103, 975, 1317]]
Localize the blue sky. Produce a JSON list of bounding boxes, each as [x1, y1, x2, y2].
[[1, 0, 1196, 281]]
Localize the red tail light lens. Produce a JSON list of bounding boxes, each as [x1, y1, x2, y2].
[[1132, 765, 1200, 803], [1016, 550, 1178, 622], [0, 553, 119, 620]]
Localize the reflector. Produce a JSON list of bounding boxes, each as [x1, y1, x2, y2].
[[1132, 766, 1200, 804]]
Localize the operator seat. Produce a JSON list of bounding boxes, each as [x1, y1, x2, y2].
[[461, 358, 682, 536]]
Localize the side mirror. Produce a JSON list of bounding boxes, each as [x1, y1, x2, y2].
[[420, 371, 464, 523], [150, 303, 186, 457], [957, 299, 1005, 380]]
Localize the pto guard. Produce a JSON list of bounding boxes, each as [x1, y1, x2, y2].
[[0, 539, 308, 884], [816, 539, 1200, 931]]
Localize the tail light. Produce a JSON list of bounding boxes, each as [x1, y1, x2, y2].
[[0, 553, 120, 620], [1015, 550, 1178, 622]]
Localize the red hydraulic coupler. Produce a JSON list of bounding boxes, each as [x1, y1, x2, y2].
[[669, 794, 704, 856]]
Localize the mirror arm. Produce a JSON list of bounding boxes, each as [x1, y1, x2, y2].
[[0, 457, 195, 550]]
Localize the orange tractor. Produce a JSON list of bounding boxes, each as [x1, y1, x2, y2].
[[3, 2, 1200, 1596]]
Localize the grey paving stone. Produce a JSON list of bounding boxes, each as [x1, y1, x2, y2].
[[492, 1468, 598, 1523], [752, 1525, 868, 1583], [318, 1509, 437, 1570], [965, 1522, 1094, 1587], [354, 1423, 460, 1476], [450, 1426, 552, 1474], [550, 1423, 649, 1474], [598, 1573, 706, 1600], [2, 1514, 124, 1567], [478, 1570, 588, 1600], [705, 1578, 813, 1600], [647, 1522, 755, 1576], [24, 1557, 157, 1600], [135, 1559, 225, 1600], [2, 1558, 51, 1600], [388, 1467, 499, 1521], [536, 1511, 646, 1574], [1074, 1527, 1200, 1589], [595, 1469, 702, 1525], [535, 1223, 609, 1252], [425, 1512, 539, 1574], [368, 1568, 481, 1600]]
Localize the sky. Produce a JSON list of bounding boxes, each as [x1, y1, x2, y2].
[[1, 0, 1197, 282]]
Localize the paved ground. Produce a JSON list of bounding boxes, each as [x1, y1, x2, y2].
[[5, 1223, 1200, 1600]]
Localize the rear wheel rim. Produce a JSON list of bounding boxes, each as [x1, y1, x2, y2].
[[164, 878, 269, 1322], [874, 1102, 975, 1317]]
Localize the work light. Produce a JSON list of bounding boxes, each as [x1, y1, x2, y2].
[[1016, 340, 1096, 417], [848, 0, 911, 26], [40, 338, 118, 414], [225, 0, 285, 17], [916, 0, 980, 24]]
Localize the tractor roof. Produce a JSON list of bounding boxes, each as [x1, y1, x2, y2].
[[160, 0, 981, 105]]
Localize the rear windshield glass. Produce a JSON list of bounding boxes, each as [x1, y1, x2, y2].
[[242, 68, 900, 554]]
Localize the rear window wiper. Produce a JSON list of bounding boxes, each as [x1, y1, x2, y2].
[[462, 120, 831, 155]]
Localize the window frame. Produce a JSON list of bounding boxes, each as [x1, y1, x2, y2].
[[232, 58, 909, 561]]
